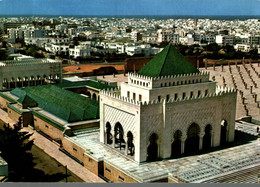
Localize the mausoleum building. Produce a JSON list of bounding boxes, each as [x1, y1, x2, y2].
[[100, 44, 237, 162]]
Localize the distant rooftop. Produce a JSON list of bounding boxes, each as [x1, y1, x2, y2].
[[0, 156, 7, 166], [56, 80, 115, 90], [0, 58, 60, 66]]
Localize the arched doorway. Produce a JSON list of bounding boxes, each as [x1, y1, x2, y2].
[[114, 122, 125, 150], [220, 120, 228, 146], [23, 77, 29, 87], [3, 79, 8, 88], [147, 133, 158, 161], [86, 91, 91, 98], [105, 122, 112, 145], [92, 93, 97, 100], [185, 123, 200, 154], [10, 78, 15, 88], [30, 76, 35, 86], [127, 131, 135, 156], [37, 76, 41, 85], [171, 130, 182, 158], [43, 75, 47, 85], [17, 77, 22, 87], [203, 124, 212, 150]]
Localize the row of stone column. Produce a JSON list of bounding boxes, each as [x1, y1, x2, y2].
[[2, 76, 61, 89], [3, 79, 46, 89], [111, 136, 133, 156], [250, 64, 260, 78], [243, 65, 258, 88]]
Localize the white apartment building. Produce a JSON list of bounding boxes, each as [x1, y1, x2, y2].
[[234, 44, 251, 52], [69, 45, 92, 58], [157, 29, 179, 44]]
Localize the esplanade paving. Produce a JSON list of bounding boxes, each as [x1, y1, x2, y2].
[[68, 120, 259, 183]]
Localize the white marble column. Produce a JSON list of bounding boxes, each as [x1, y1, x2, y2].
[[210, 131, 214, 147], [199, 134, 204, 150], [125, 142, 128, 155], [181, 137, 186, 154], [112, 136, 115, 148]]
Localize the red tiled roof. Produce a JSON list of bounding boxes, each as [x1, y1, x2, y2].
[[63, 64, 125, 73]]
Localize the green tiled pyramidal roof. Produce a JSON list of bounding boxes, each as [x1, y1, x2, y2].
[[11, 85, 99, 122], [138, 44, 199, 77]]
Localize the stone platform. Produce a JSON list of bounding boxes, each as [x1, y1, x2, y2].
[[70, 121, 260, 183], [200, 62, 260, 122]]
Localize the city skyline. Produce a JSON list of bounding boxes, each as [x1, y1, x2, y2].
[[0, 0, 259, 16]]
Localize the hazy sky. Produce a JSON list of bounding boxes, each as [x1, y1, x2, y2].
[[0, 0, 259, 16]]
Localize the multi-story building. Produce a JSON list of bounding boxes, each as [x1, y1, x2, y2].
[[157, 29, 179, 44], [249, 36, 260, 47], [24, 29, 46, 38], [216, 35, 235, 46], [69, 45, 92, 58]]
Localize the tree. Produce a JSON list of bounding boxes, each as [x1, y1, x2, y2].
[[159, 41, 170, 48], [25, 45, 45, 58], [0, 117, 35, 181], [0, 49, 8, 60]]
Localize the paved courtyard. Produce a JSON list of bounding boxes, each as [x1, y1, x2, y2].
[[69, 120, 259, 183]]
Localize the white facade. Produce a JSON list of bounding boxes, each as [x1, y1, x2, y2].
[[216, 35, 223, 45], [234, 44, 251, 52], [100, 72, 237, 162], [157, 29, 179, 43], [69, 45, 92, 58]]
